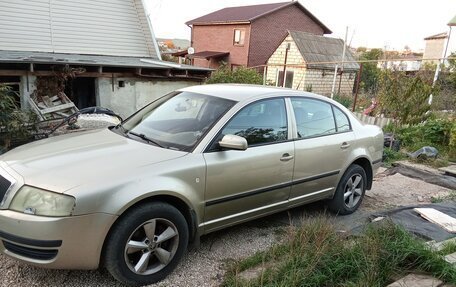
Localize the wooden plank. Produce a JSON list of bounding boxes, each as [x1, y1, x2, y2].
[[27, 98, 45, 121], [439, 165, 456, 177], [414, 208, 456, 233], [42, 96, 53, 107], [49, 95, 59, 102], [41, 103, 77, 114]]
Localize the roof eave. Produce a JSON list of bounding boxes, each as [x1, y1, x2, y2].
[[249, 1, 332, 34], [186, 21, 251, 26]]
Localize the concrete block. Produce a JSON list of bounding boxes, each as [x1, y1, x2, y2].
[[386, 274, 443, 287], [445, 252, 456, 264]]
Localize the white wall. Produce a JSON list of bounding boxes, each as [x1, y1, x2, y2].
[[96, 78, 201, 118], [0, 0, 158, 58]]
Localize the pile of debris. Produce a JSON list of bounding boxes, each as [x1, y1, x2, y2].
[[29, 91, 78, 120], [28, 91, 122, 138]]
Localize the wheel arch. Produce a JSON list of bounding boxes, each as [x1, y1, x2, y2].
[[99, 194, 198, 268], [350, 157, 373, 190]]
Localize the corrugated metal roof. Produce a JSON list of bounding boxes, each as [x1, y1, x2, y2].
[[0, 50, 211, 72], [186, 2, 331, 34], [0, 0, 160, 59], [289, 31, 359, 71]]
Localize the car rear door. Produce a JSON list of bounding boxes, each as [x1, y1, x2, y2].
[[288, 97, 355, 205], [202, 98, 294, 232]]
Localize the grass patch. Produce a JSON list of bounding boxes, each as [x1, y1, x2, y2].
[[223, 217, 456, 287], [439, 240, 456, 256], [432, 191, 456, 203], [383, 148, 406, 167]]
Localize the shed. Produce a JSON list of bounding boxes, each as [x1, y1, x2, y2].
[[266, 31, 359, 96], [0, 0, 211, 118]]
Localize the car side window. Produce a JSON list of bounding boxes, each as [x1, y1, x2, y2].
[[333, 107, 351, 132], [291, 98, 336, 138], [220, 98, 288, 146]]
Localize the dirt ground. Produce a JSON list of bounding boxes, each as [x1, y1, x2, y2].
[[0, 164, 453, 287]]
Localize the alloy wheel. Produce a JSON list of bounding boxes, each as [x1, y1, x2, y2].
[[343, 173, 364, 209], [124, 218, 179, 275]]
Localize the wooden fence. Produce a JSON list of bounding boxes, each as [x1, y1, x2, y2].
[[353, 112, 393, 128]]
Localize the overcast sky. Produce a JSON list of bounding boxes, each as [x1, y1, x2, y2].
[[146, 0, 456, 53]]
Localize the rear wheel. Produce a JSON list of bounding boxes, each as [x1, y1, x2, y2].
[[104, 202, 188, 286], [328, 164, 367, 215]]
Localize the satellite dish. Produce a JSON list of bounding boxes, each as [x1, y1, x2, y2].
[[187, 47, 195, 55]]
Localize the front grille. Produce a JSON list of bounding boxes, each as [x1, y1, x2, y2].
[[3, 241, 58, 261], [0, 174, 12, 203]]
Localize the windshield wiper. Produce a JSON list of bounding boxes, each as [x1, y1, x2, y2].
[[127, 131, 165, 148]]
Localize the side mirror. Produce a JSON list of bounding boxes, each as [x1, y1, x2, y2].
[[219, 134, 248, 151]]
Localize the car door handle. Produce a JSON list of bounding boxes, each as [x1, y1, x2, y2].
[[280, 153, 294, 162], [341, 142, 351, 149]]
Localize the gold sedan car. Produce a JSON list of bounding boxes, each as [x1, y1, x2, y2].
[[0, 84, 383, 286]]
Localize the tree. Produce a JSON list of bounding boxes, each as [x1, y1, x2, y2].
[[206, 66, 263, 85], [377, 69, 436, 125], [358, 48, 383, 95]]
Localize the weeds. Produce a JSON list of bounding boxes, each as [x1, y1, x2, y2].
[[431, 190, 456, 203], [383, 148, 406, 167], [223, 217, 456, 287]]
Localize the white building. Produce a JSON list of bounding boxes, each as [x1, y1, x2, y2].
[[0, 0, 210, 118]]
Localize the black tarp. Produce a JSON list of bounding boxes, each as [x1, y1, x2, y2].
[[372, 202, 456, 242]]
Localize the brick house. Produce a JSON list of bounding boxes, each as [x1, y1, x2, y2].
[[185, 1, 331, 69], [266, 31, 359, 96]]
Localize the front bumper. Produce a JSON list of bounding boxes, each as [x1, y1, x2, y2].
[[0, 210, 117, 269]]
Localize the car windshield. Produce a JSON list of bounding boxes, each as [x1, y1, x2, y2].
[[120, 91, 235, 151]]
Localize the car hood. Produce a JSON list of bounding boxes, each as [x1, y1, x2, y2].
[[0, 129, 187, 192]]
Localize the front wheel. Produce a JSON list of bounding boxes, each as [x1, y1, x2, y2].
[[328, 164, 367, 215], [104, 202, 189, 286]]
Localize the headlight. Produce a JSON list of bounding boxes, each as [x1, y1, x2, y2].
[[10, 186, 75, 217]]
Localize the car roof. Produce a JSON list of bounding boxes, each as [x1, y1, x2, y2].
[[179, 84, 330, 102]]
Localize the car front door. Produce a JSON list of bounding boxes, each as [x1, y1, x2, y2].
[[289, 97, 355, 205], [202, 98, 294, 232]]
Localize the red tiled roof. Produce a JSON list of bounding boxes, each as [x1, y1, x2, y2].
[[186, 1, 331, 34]]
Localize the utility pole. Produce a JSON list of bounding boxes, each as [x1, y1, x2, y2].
[[331, 26, 348, 98], [281, 43, 291, 87], [430, 15, 456, 105]]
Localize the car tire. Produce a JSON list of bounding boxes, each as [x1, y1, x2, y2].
[[104, 201, 189, 286], [328, 164, 367, 215]]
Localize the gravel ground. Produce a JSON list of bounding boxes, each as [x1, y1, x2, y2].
[[0, 165, 453, 287]]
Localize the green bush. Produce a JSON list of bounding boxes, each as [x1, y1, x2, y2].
[[393, 118, 454, 154], [333, 94, 353, 109], [206, 66, 263, 85], [0, 85, 37, 151]]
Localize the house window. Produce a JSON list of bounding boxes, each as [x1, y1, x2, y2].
[[231, 64, 245, 71], [234, 29, 245, 45], [278, 70, 294, 88]]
